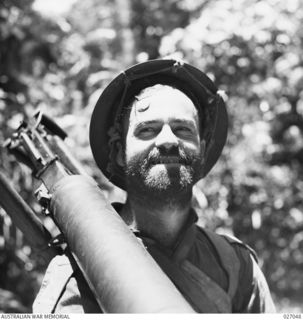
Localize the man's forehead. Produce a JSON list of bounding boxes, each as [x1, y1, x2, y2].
[[130, 84, 199, 117]]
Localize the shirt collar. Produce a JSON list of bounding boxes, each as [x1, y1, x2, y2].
[[171, 208, 198, 262]]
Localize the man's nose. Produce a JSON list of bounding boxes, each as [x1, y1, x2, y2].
[[155, 124, 179, 149]]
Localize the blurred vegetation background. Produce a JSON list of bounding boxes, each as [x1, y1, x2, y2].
[[0, 0, 302, 313]]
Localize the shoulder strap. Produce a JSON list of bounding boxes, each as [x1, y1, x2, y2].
[[222, 233, 259, 262], [202, 229, 240, 299]]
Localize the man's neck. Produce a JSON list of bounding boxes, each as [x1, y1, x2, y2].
[[120, 192, 192, 248]]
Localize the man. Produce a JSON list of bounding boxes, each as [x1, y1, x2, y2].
[[33, 59, 275, 313]]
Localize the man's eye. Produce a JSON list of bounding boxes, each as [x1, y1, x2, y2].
[[137, 127, 156, 137], [174, 126, 192, 134], [140, 127, 154, 133]]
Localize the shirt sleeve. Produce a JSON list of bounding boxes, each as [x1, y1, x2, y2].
[[32, 255, 76, 313], [231, 243, 276, 313], [32, 254, 101, 313], [246, 255, 276, 313]]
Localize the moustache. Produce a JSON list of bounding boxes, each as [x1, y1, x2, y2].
[[146, 147, 192, 166]]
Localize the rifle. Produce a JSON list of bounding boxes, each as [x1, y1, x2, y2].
[[3, 111, 194, 313]]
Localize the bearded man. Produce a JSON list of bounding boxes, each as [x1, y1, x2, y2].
[[33, 59, 276, 313]]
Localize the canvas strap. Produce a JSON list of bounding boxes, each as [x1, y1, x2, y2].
[[202, 229, 240, 299]]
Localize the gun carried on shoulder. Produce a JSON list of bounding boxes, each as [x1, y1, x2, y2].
[[1, 111, 194, 313]]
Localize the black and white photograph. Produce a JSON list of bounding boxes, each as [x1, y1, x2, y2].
[[0, 0, 302, 315]]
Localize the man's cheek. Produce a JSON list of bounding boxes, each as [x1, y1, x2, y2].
[[125, 141, 152, 162]]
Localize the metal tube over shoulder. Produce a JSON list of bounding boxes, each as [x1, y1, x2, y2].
[[50, 175, 194, 313]]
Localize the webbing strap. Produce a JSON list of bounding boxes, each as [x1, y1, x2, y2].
[[148, 245, 232, 313], [202, 230, 240, 299], [181, 260, 231, 312]]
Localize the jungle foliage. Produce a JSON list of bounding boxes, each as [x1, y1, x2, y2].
[[0, 0, 302, 312]]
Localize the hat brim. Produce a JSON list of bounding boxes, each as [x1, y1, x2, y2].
[[90, 59, 228, 190]]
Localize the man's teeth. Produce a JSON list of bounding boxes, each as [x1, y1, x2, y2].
[[156, 157, 180, 163]]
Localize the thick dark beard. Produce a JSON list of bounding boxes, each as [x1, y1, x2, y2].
[[125, 145, 204, 201]]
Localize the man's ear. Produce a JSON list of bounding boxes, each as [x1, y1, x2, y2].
[[116, 141, 125, 168]]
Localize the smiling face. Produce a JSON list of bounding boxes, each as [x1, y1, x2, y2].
[[120, 85, 205, 196]]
